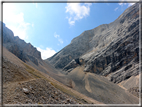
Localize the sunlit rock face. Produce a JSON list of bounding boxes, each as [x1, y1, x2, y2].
[[47, 3, 139, 83], [2, 23, 41, 65]]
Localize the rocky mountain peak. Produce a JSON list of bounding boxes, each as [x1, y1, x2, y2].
[[47, 3, 139, 84], [2, 23, 42, 65]]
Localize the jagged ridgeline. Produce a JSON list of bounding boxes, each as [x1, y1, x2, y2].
[[46, 3, 139, 83], [2, 23, 41, 66]]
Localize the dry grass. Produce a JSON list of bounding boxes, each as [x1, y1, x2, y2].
[[23, 63, 44, 79], [22, 62, 98, 104]]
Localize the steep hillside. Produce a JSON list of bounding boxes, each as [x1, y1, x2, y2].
[[1, 21, 69, 86], [47, 3, 139, 84], [118, 74, 141, 97], [3, 23, 41, 65], [3, 47, 100, 104], [63, 66, 139, 104], [2, 47, 139, 104]]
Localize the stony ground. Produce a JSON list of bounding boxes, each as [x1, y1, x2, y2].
[[2, 50, 89, 105], [3, 78, 81, 104], [118, 74, 141, 98], [128, 87, 141, 98]]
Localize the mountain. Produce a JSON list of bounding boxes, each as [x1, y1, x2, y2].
[[3, 47, 98, 104], [1, 3, 140, 105], [2, 23, 67, 81], [2, 46, 138, 104], [3, 23, 41, 65], [47, 3, 139, 84], [2, 23, 102, 104], [46, 3, 140, 103]]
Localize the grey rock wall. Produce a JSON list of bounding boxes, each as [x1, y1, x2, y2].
[[2, 23, 41, 65], [47, 3, 139, 83]]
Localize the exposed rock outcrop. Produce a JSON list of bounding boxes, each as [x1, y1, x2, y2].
[[47, 3, 139, 83], [2, 23, 41, 65], [128, 87, 141, 98]]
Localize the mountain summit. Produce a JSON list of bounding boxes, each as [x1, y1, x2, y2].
[[47, 3, 139, 84]]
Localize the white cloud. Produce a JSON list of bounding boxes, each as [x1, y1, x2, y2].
[[114, 7, 119, 11], [37, 47, 56, 59], [54, 32, 63, 44], [128, 3, 135, 7], [119, 3, 127, 6], [119, 2, 135, 7], [119, 0, 136, 7], [58, 38, 63, 44], [68, 17, 75, 25], [65, 3, 92, 26], [3, 3, 32, 40], [54, 33, 60, 38], [7, 23, 30, 40]]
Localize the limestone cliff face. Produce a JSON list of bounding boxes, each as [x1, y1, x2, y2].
[[2, 23, 41, 65], [47, 3, 139, 83]]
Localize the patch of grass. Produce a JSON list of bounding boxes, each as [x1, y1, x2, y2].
[[23, 63, 78, 98], [23, 63, 46, 79], [50, 82, 90, 104], [52, 82, 77, 97], [22, 62, 89, 104]]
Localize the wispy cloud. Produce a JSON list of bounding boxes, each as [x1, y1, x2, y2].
[[114, 7, 119, 11], [3, 3, 32, 40], [119, 2, 135, 7], [54, 32, 63, 44], [118, 3, 127, 6], [54, 33, 60, 38], [37, 47, 56, 59], [128, 3, 135, 7], [58, 39, 63, 44], [65, 3, 92, 26], [119, 0, 136, 7]]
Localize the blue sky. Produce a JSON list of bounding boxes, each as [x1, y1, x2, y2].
[[3, 1, 135, 59]]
